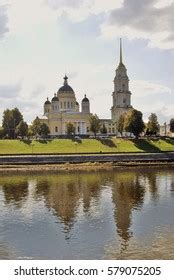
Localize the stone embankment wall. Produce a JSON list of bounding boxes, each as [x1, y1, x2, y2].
[[0, 153, 174, 165]]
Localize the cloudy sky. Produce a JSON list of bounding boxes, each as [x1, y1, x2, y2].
[[0, 0, 174, 124]]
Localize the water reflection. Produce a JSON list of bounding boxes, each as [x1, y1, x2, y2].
[[0, 167, 174, 259], [35, 174, 103, 237], [1, 177, 29, 208], [112, 172, 145, 250]]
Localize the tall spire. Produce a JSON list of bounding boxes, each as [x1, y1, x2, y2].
[[120, 38, 123, 64]]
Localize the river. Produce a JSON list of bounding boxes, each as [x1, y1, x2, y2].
[[0, 167, 174, 259]]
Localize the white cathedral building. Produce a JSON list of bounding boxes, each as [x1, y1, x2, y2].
[[40, 39, 133, 136]]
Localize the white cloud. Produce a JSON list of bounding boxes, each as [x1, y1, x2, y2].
[[3, 0, 174, 50], [5, 0, 57, 36], [5, 0, 96, 36], [42, 0, 123, 23], [130, 79, 173, 123], [101, 0, 174, 50], [0, 83, 22, 98], [131, 80, 172, 97]]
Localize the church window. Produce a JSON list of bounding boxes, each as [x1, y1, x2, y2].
[[112, 128, 115, 133], [67, 101, 70, 108], [109, 128, 111, 133], [55, 126, 58, 133], [123, 98, 126, 104], [78, 126, 80, 133], [64, 102, 66, 108]]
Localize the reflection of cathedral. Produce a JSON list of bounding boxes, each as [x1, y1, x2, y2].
[[39, 39, 133, 136]]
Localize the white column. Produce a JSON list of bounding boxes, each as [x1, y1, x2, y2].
[[80, 122, 83, 134], [83, 122, 87, 135]]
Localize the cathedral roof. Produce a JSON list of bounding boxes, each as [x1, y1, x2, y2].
[[82, 94, 89, 102], [45, 98, 51, 105], [52, 93, 59, 102], [58, 75, 74, 93]]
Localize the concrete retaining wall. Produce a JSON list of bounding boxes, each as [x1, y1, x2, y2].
[[0, 153, 174, 165]]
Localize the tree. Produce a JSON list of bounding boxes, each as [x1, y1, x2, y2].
[[38, 123, 50, 138], [66, 122, 75, 136], [124, 109, 145, 139], [170, 118, 174, 133], [30, 117, 41, 138], [100, 124, 107, 134], [117, 114, 125, 136], [146, 113, 160, 136], [89, 114, 100, 137], [2, 108, 23, 138], [15, 121, 28, 139], [12, 108, 23, 127]]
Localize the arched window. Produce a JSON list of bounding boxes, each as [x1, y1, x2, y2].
[[67, 101, 70, 109], [55, 126, 58, 133]]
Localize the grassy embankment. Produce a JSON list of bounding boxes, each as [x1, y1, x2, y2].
[[0, 138, 174, 155]]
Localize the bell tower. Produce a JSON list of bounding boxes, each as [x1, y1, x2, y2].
[[111, 39, 132, 122]]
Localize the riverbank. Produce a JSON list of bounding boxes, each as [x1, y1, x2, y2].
[[1, 160, 174, 174], [0, 152, 174, 165]]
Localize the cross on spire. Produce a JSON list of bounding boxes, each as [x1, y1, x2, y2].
[[64, 74, 68, 85]]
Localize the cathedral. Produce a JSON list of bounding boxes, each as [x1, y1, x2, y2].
[[40, 39, 132, 136]]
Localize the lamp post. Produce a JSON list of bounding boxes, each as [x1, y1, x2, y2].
[[31, 142, 34, 154], [117, 140, 120, 153], [74, 142, 78, 154], [164, 122, 167, 137]]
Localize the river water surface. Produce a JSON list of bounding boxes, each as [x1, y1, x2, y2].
[[0, 167, 174, 259]]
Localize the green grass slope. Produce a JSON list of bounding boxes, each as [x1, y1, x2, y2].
[[0, 138, 174, 155]]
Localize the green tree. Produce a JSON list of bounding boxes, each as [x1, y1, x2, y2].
[[100, 124, 107, 134], [89, 114, 101, 137], [66, 122, 75, 136], [146, 113, 160, 136], [2, 108, 23, 138], [117, 114, 125, 136], [38, 123, 50, 138], [15, 121, 28, 139], [170, 118, 174, 133], [12, 108, 23, 127], [30, 117, 41, 138], [124, 109, 145, 139]]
